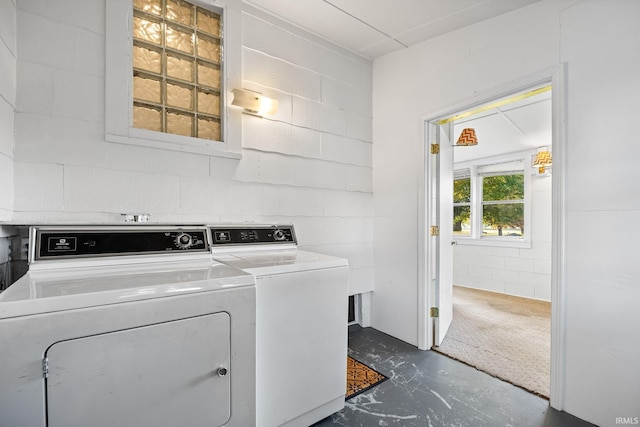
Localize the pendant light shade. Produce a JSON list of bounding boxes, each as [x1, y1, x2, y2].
[[456, 128, 478, 146]]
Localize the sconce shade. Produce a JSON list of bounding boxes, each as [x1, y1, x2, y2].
[[456, 128, 478, 146], [533, 150, 552, 166], [533, 150, 552, 174], [231, 88, 278, 116]]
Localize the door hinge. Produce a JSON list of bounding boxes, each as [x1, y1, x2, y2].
[[42, 357, 49, 379], [430, 144, 440, 154], [430, 226, 439, 236], [430, 307, 439, 318]]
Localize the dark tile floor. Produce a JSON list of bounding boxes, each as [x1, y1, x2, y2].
[[312, 326, 595, 427]]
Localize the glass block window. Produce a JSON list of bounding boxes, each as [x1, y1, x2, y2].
[[132, 0, 223, 141]]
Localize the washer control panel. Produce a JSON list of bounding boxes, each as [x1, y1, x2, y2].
[[209, 225, 296, 246], [34, 227, 209, 260]]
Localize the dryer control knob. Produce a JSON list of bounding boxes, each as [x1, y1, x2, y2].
[[273, 229, 286, 241], [175, 233, 193, 249]]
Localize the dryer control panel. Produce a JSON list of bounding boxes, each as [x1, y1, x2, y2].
[[209, 225, 296, 246], [33, 227, 209, 260]]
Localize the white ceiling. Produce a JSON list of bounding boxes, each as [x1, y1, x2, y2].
[[245, 0, 542, 59], [452, 89, 552, 164]]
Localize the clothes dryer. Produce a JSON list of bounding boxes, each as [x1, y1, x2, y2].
[[208, 224, 349, 427], [0, 225, 256, 427]]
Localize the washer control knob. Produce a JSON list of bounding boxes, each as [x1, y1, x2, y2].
[[175, 232, 194, 249], [217, 367, 228, 377], [273, 229, 286, 241]]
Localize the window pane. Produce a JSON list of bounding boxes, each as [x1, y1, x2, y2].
[[167, 111, 193, 137], [133, 75, 161, 103], [133, 0, 161, 16], [454, 177, 470, 203], [133, 16, 162, 45], [197, 34, 220, 62], [133, 45, 162, 74], [166, 82, 193, 109], [197, 62, 220, 89], [166, 0, 193, 26], [483, 174, 524, 201], [197, 91, 220, 115], [482, 203, 524, 237], [166, 25, 194, 53], [133, 105, 162, 132], [198, 117, 221, 141], [453, 206, 471, 236], [197, 9, 220, 36], [167, 54, 193, 82]]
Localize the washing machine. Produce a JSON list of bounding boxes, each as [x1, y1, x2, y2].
[[0, 225, 256, 427], [207, 224, 349, 427]]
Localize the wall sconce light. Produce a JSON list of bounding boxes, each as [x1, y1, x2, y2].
[[231, 88, 278, 116], [456, 128, 478, 146], [533, 148, 552, 175]]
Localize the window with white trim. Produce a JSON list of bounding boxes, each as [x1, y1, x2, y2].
[[132, 0, 223, 141], [453, 156, 531, 247], [106, 0, 242, 157], [453, 169, 471, 237]]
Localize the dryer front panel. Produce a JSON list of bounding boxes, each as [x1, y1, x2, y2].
[[45, 313, 231, 427]]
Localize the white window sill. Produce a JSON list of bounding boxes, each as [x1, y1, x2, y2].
[[106, 130, 242, 159], [453, 237, 532, 249]]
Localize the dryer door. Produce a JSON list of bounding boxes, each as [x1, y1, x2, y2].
[[45, 312, 231, 427]]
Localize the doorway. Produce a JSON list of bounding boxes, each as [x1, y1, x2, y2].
[[418, 66, 568, 410]]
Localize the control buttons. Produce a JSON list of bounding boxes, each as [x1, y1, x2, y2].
[[273, 229, 286, 241], [174, 233, 194, 249]]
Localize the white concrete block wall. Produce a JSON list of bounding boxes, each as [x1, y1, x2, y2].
[[0, 0, 16, 221], [0, 0, 16, 288], [453, 176, 552, 301], [10, 1, 373, 295], [373, 0, 640, 425]]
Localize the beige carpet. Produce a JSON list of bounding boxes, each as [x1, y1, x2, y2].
[[434, 286, 551, 398]]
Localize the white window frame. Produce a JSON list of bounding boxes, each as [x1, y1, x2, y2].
[[105, 0, 242, 158], [453, 151, 534, 249]]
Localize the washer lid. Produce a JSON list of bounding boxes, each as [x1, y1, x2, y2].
[[0, 260, 254, 319], [212, 249, 348, 276]]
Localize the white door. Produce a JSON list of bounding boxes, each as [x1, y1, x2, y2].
[[432, 123, 454, 346]]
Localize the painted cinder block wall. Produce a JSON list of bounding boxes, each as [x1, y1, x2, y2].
[[453, 174, 552, 301], [0, 0, 17, 290], [372, 0, 640, 425], [6, 0, 373, 296]]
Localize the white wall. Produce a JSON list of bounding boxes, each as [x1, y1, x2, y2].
[[0, 0, 16, 221], [0, 0, 17, 290], [7, 0, 373, 295], [373, 0, 640, 425], [453, 174, 552, 301]]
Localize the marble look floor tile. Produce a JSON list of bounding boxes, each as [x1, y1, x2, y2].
[[312, 326, 594, 427]]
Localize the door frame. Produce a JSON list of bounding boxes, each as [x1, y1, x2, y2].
[[417, 64, 568, 410]]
